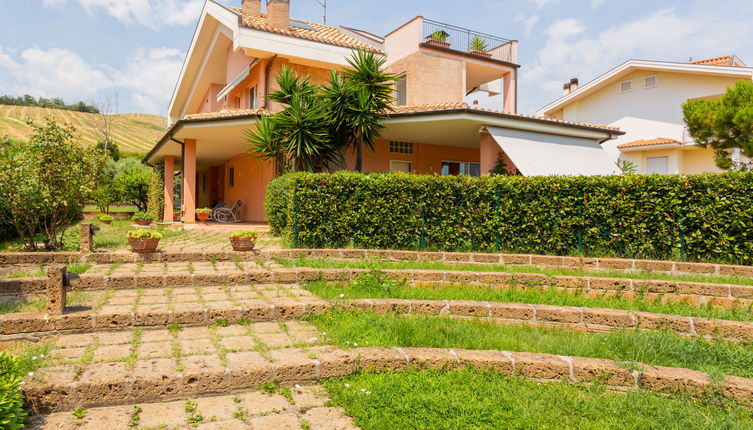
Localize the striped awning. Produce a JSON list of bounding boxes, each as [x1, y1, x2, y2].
[[216, 61, 257, 102], [484, 126, 619, 176]]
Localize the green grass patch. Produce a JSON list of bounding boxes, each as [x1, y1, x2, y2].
[[277, 257, 753, 286], [307, 311, 753, 379], [323, 368, 753, 430], [0, 297, 45, 315], [305, 273, 753, 322]]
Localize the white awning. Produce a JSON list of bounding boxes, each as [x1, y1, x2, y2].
[[216, 60, 258, 102], [484, 126, 619, 176]]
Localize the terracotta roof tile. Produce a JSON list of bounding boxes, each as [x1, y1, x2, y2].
[[391, 102, 621, 132], [617, 137, 681, 149], [690, 55, 745, 67], [184, 108, 265, 121], [231, 8, 382, 54]]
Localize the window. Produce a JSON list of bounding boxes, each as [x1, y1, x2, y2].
[[441, 161, 480, 176], [394, 74, 407, 106], [646, 156, 669, 175], [229, 167, 235, 187], [390, 160, 412, 173], [249, 86, 257, 109], [620, 80, 632, 93], [389, 141, 414, 154], [469, 162, 481, 177], [233, 96, 241, 109], [644, 75, 657, 89]]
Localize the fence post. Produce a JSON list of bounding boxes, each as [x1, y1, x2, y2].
[[577, 192, 584, 255], [495, 186, 501, 252], [420, 197, 426, 251], [678, 205, 686, 262], [292, 186, 299, 249]]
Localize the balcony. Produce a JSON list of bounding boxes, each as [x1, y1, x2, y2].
[[421, 18, 517, 64]]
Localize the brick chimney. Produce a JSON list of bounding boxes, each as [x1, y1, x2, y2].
[[241, 0, 261, 16], [569, 78, 579, 92], [267, 0, 290, 30]]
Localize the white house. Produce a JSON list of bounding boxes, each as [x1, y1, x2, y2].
[[538, 55, 753, 174]]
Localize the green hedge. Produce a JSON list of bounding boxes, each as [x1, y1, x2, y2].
[[0, 353, 27, 429], [269, 171, 753, 264], [146, 163, 165, 222]]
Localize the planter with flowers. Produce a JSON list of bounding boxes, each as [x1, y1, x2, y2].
[[97, 214, 114, 225], [126, 230, 163, 253], [132, 212, 154, 226], [229, 230, 258, 252], [426, 30, 450, 49], [469, 36, 492, 58], [196, 208, 212, 224]]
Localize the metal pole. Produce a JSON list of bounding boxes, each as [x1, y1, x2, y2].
[[293, 187, 299, 249], [495, 186, 501, 252], [577, 192, 584, 255], [420, 197, 426, 251]]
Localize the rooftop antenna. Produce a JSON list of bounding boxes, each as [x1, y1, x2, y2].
[[314, 0, 327, 24]]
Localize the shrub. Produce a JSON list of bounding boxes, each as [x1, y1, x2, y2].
[[229, 230, 259, 239], [146, 163, 165, 222], [265, 174, 296, 235], [272, 171, 753, 264], [97, 214, 114, 222], [126, 230, 163, 239], [0, 353, 28, 429], [115, 168, 150, 212], [0, 118, 104, 250], [131, 212, 154, 221]]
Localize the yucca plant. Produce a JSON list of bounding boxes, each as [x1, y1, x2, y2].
[[430, 30, 448, 42], [469, 36, 489, 52]]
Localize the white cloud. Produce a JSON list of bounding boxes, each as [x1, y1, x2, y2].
[[530, 0, 558, 8], [0, 45, 184, 114], [523, 15, 540, 38], [590, 0, 607, 8], [42, 0, 206, 29]]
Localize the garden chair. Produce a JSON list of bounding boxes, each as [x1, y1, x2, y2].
[[212, 200, 243, 223]]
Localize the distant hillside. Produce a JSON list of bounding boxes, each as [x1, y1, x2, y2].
[[0, 105, 167, 154]]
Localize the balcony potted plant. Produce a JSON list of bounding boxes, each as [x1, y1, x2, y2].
[[469, 36, 492, 58], [126, 230, 163, 253], [229, 230, 258, 252], [132, 212, 154, 226], [97, 213, 114, 225], [196, 208, 212, 224], [426, 30, 450, 49]]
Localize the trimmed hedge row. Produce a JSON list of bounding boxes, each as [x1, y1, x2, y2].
[[267, 171, 753, 264]]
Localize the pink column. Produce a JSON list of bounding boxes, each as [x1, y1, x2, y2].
[[183, 139, 197, 224], [163, 156, 175, 222], [503, 70, 517, 113], [480, 132, 500, 175]]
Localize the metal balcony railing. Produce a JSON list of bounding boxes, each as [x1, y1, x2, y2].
[[422, 18, 516, 63]]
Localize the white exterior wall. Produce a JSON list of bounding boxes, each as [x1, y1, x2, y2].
[[556, 70, 741, 167]]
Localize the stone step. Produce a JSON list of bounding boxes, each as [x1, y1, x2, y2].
[[30, 384, 357, 430], [23, 338, 753, 414]]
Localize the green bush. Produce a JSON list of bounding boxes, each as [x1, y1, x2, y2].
[[97, 214, 114, 222], [131, 212, 154, 221], [265, 173, 297, 235], [126, 229, 163, 239], [271, 171, 753, 264], [0, 353, 28, 429], [146, 163, 165, 222], [229, 230, 259, 239]]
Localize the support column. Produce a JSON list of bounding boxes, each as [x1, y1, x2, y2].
[[46, 265, 67, 316], [480, 132, 500, 175], [503, 70, 517, 113], [183, 139, 197, 224], [164, 156, 175, 222]]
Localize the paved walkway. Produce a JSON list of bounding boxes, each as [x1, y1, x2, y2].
[[30, 384, 357, 429]]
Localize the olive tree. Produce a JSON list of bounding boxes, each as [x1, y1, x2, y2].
[[0, 118, 105, 250]]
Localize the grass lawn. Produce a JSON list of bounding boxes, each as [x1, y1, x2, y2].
[[81, 205, 137, 213], [308, 311, 753, 380], [324, 369, 753, 430], [277, 257, 753, 286], [0, 290, 93, 315], [305, 273, 753, 322]]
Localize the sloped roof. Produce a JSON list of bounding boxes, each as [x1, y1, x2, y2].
[[183, 108, 266, 121], [231, 7, 382, 54], [617, 137, 681, 149], [691, 55, 746, 67], [392, 102, 621, 132]]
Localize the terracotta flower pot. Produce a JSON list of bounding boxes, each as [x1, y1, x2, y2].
[[128, 238, 160, 253], [471, 50, 492, 58], [197, 212, 210, 224], [426, 39, 450, 49], [135, 219, 153, 226], [230, 237, 256, 252]]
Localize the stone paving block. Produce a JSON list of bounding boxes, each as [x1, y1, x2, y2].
[[136, 398, 186, 427], [107, 274, 136, 289], [93, 310, 133, 329], [581, 308, 635, 328], [138, 341, 173, 359], [92, 344, 132, 362], [55, 333, 97, 348], [55, 312, 93, 331], [358, 348, 408, 372], [570, 357, 634, 386], [215, 325, 249, 336], [639, 365, 711, 394], [636, 313, 692, 333], [304, 407, 359, 430], [454, 349, 514, 374], [723, 375, 753, 401], [489, 302, 534, 320], [249, 413, 301, 429], [510, 352, 570, 380], [449, 300, 490, 317], [75, 362, 130, 407], [315, 348, 359, 379], [239, 391, 292, 415], [291, 385, 329, 409], [171, 303, 206, 325], [24, 365, 78, 413], [130, 358, 181, 402], [252, 322, 284, 334], [693, 319, 753, 340], [0, 313, 54, 335], [409, 299, 447, 315], [269, 348, 318, 381], [402, 347, 457, 369], [225, 351, 274, 389], [220, 335, 255, 351], [588, 277, 631, 292], [52, 347, 87, 362], [181, 354, 229, 394], [534, 305, 582, 324], [678, 282, 729, 297]]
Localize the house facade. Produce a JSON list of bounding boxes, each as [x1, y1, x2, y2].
[[538, 56, 753, 175], [145, 0, 622, 223]]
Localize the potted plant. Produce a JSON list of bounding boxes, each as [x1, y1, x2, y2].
[[196, 208, 212, 224], [469, 36, 491, 58], [126, 230, 163, 253], [426, 30, 450, 49], [97, 214, 114, 225], [229, 230, 258, 251], [132, 212, 154, 226]]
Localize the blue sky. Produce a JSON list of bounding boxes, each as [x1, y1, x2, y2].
[[1, 0, 752, 116]]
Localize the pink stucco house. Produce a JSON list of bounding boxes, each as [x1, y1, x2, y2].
[[145, 0, 623, 223]]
